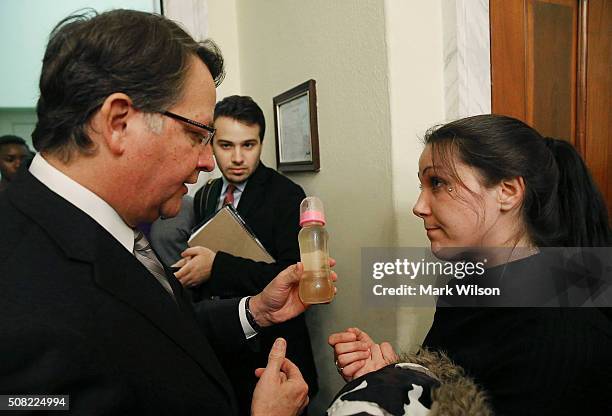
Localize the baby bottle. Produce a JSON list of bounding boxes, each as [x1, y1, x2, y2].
[[298, 196, 334, 304]]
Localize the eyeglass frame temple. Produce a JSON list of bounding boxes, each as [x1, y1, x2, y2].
[[162, 111, 216, 134]]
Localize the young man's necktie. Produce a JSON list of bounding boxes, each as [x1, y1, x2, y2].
[[223, 183, 236, 207]]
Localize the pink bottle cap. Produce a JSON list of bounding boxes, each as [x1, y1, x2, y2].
[[299, 196, 326, 226], [300, 210, 326, 226]]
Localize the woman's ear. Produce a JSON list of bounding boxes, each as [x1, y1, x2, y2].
[[92, 93, 133, 155], [497, 176, 526, 212]]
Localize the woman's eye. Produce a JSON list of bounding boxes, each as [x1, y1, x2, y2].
[[418, 176, 449, 192], [431, 177, 444, 188]]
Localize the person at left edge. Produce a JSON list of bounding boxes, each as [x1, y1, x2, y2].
[[0, 9, 336, 416], [0, 134, 32, 193]]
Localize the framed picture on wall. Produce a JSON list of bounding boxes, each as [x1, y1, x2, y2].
[[273, 79, 320, 172]]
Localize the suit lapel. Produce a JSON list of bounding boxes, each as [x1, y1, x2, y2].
[[236, 162, 269, 220], [203, 179, 223, 221], [93, 240, 235, 403], [9, 170, 236, 406]]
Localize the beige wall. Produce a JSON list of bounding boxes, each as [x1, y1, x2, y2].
[[207, 0, 242, 100], [207, 0, 446, 413]]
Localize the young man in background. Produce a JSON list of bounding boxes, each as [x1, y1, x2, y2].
[[174, 95, 318, 415]]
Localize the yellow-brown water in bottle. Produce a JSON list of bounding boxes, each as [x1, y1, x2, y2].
[[298, 197, 334, 304]]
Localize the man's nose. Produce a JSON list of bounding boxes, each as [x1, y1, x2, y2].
[[231, 147, 244, 164], [197, 144, 215, 172]]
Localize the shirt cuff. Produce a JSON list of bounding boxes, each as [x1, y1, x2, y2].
[[239, 296, 258, 339]]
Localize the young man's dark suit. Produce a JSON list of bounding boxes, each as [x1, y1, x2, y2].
[[0, 169, 247, 414], [194, 161, 318, 414]]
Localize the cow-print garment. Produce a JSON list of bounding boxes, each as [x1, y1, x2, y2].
[[327, 363, 440, 416]]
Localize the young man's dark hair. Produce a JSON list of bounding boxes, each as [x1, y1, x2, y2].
[[33, 9, 224, 162], [214, 95, 266, 141]]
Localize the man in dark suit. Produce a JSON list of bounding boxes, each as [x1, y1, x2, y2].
[[173, 95, 318, 415], [0, 10, 323, 415]]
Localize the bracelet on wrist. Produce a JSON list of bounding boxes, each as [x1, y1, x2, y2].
[[245, 296, 262, 332]]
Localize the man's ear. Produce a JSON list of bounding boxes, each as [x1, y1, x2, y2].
[[497, 176, 526, 212], [91, 93, 134, 155]]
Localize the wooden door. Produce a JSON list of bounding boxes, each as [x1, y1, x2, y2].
[[490, 0, 611, 217]]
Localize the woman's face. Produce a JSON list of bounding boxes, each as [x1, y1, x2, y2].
[[413, 145, 503, 255]]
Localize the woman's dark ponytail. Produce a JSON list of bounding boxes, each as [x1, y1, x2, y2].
[[544, 137, 611, 247]]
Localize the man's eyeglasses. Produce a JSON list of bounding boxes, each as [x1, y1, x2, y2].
[[161, 110, 215, 146]]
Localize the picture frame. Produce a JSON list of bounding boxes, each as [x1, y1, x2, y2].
[[273, 79, 320, 172]]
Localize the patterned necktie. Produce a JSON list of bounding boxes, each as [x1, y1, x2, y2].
[[133, 230, 175, 300], [223, 183, 236, 207]]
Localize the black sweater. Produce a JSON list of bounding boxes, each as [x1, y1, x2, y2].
[[423, 254, 612, 415]]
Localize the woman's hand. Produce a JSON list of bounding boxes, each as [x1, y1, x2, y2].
[[328, 327, 398, 382]]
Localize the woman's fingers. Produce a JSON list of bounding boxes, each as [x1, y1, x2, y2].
[[334, 341, 370, 356], [380, 342, 399, 362], [336, 350, 371, 368], [340, 360, 366, 381], [370, 343, 383, 363], [328, 331, 357, 347], [347, 327, 376, 346]]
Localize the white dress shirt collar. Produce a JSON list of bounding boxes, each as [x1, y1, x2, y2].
[[29, 153, 135, 253], [221, 176, 247, 194]]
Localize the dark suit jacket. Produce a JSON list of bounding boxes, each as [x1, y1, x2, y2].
[[0, 170, 246, 415], [193, 162, 318, 414]]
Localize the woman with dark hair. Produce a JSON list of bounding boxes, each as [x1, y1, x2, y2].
[[329, 115, 611, 415]]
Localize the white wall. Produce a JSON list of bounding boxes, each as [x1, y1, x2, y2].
[[384, 0, 446, 351]]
